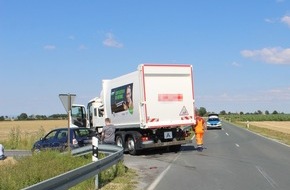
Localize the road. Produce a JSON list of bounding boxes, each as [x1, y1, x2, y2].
[[5, 150, 32, 157], [125, 122, 290, 190]]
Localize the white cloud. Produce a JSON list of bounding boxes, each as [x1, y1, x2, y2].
[[232, 61, 241, 67], [264, 18, 276, 23], [43, 45, 56, 50], [103, 33, 123, 48], [241, 47, 290, 65], [281, 15, 290, 27]]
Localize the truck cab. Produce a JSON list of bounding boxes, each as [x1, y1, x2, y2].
[[71, 98, 105, 133], [86, 97, 105, 133]]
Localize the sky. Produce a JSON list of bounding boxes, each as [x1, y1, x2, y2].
[[0, 0, 290, 116]]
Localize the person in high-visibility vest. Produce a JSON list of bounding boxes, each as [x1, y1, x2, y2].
[[194, 116, 206, 151]]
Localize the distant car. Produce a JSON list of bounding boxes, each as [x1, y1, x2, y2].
[[207, 114, 222, 129], [32, 127, 94, 152]]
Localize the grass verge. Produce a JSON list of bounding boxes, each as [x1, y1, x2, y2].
[[0, 151, 91, 189], [0, 151, 137, 190], [72, 165, 137, 190], [233, 121, 290, 146]]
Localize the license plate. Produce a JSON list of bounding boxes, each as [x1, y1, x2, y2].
[[164, 131, 173, 139]]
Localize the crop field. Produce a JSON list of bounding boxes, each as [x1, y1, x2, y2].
[[236, 121, 290, 145], [0, 120, 67, 149], [0, 120, 67, 141], [246, 121, 290, 134]]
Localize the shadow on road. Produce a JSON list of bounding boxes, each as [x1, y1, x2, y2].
[[181, 145, 197, 151], [125, 144, 199, 156]]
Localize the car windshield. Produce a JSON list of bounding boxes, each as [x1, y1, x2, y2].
[[208, 118, 220, 122], [44, 130, 58, 140]]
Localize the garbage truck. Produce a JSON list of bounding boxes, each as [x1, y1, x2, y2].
[[71, 64, 195, 154]]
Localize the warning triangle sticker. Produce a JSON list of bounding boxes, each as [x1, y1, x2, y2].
[[179, 106, 189, 116]]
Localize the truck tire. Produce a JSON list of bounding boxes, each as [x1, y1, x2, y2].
[[116, 135, 124, 148], [127, 136, 138, 155], [169, 145, 181, 153]]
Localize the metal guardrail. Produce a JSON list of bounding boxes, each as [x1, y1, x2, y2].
[[22, 144, 123, 190]]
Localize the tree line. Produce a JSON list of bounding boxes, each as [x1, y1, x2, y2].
[[0, 113, 67, 121], [196, 107, 285, 117]]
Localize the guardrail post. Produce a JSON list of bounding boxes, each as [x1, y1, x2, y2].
[[92, 136, 99, 189]]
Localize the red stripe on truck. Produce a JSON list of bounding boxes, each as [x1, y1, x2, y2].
[[158, 94, 183, 102]]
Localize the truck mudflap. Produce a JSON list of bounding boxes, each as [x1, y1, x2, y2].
[[141, 139, 192, 149]]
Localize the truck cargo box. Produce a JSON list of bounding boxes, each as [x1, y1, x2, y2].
[[104, 64, 195, 129]]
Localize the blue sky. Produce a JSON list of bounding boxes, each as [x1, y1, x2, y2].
[[0, 0, 290, 116]]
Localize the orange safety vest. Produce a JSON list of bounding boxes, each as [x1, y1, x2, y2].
[[195, 117, 205, 133]]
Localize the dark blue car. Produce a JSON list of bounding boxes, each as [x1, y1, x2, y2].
[[32, 127, 93, 152]]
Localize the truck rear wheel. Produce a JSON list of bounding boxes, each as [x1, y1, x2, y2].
[[169, 145, 181, 153], [127, 136, 138, 155], [116, 135, 124, 148]]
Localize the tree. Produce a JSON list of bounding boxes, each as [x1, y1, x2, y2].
[[272, 110, 278, 114], [18, 113, 28, 120], [265, 110, 270, 115], [0, 116, 4, 121], [220, 110, 226, 115], [240, 111, 244, 115], [197, 107, 207, 117]]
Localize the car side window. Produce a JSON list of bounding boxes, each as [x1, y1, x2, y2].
[[75, 129, 89, 137], [57, 130, 67, 139], [44, 130, 58, 140]]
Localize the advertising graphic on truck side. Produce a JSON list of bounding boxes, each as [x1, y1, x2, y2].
[[111, 83, 134, 115]]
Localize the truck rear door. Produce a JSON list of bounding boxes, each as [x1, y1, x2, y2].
[[140, 64, 195, 128]]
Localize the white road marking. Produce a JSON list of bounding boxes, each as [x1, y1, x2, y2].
[[147, 153, 181, 190], [256, 165, 278, 189], [235, 143, 240, 147], [191, 134, 195, 140], [225, 132, 229, 136]]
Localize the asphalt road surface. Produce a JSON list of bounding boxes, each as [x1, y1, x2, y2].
[[125, 122, 290, 190], [5, 150, 32, 157]]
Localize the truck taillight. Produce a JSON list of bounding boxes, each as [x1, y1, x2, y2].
[[141, 137, 149, 141], [72, 138, 78, 145]]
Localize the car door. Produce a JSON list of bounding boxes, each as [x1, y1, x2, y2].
[[41, 130, 59, 149], [54, 129, 68, 149], [74, 128, 91, 146]]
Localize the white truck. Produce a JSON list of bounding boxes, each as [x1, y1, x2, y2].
[[71, 64, 195, 154]]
